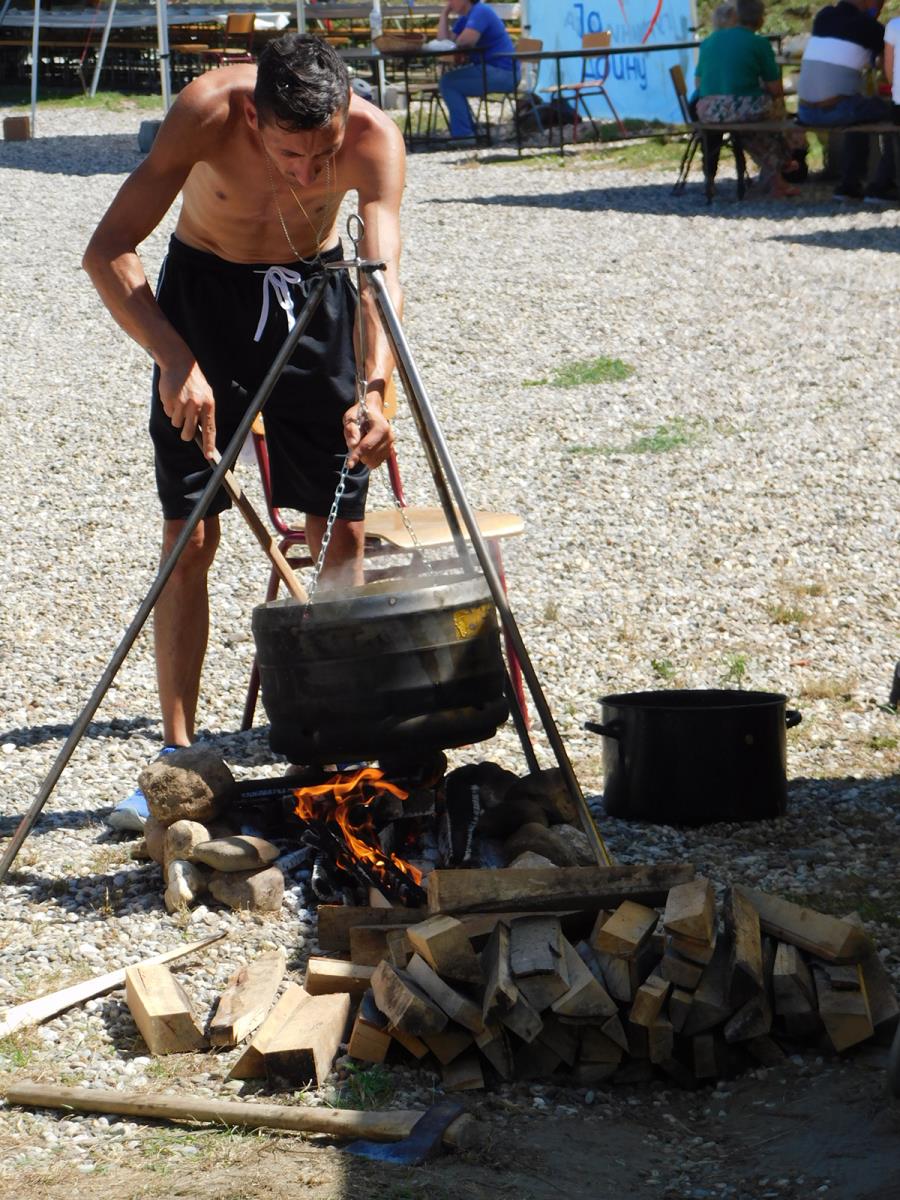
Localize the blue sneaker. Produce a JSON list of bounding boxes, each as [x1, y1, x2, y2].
[[107, 745, 180, 832]]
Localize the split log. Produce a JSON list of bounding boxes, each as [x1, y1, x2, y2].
[[442, 1051, 485, 1091], [475, 1022, 515, 1079], [316, 906, 425, 954], [592, 901, 659, 957], [208, 949, 285, 1047], [404, 954, 485, 1034], [305, 958, 374, 999], [647, 1015, 674, 1065], [229, 984, 311, 1079], [772, 942, 815, 1013], [387, 1024, 430, 1059], [499, 992, 544, 1043], [667, 929, 717, 965], [743, 888, 873, 963], [0, 933, 225, 1039], [370, 961, 448, 1037], [551, 940, 617, 1019], [406, 914, 483, 984], [659, 945, 705, 991], [347, 991, 392, 1064], [724, 991, 772, 1043], [124, 963, 206, 1056], [423, 1026, 474, 1065], [668, 987, 694, 1033], [592, 940, 659, 1004], [537, 1016, 579, 1066], [264, 992, 351, 1085], [664, 878, 716, 943], [725, 885, 764, 1006], [426, 863, 695, 916], [812, 964, 873, 1052], [579, 1027, 624, 1065], [630, 974, 671, 1028], [481, 921, 518, 1021], [681, 937, 732, 1036], [385, 928, 413, 969]]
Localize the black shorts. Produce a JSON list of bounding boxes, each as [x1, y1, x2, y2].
[[150, 236, 369, 522]]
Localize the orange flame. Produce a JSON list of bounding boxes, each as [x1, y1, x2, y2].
[[294, 767, 423, 887]]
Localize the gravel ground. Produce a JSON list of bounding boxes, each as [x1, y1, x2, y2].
[[0, 105, 898, 1195]]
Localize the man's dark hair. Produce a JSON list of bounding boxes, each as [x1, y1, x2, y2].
[[255, 34, 350, 130]]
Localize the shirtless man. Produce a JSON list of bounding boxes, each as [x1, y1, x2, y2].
[[83, 35, 405, 752]]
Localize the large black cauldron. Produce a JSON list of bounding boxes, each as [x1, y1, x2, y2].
[[252, 574, 509, 764], [586, 689, 802, 826]]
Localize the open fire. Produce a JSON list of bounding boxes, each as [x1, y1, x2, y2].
[[293, 767, 426, 904]]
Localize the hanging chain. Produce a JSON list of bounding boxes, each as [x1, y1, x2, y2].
[[305, 454, 351, 607]]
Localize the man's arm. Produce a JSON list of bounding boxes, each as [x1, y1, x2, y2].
[[82, 81, 225, 458], [344, 106, 406, 470]]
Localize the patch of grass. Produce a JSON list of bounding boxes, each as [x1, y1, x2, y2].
[[543, 598, 560, 622], [868, 734, 898, 751], [799, 676, 857, 701], [767, 603, 809, 626], [585, 135, 689, 171], [525, 356, 634, 388], [720, 652, 748, 687], [563, 444, 605, 456], [623, 418, 698, 455], [784, 882, 900, 929], [333, 1062, 395, 1110], [651, 658, 677, 682], [0, 85, 162, 112]]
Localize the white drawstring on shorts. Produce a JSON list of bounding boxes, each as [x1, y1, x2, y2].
[[254, 266, 304, 342]]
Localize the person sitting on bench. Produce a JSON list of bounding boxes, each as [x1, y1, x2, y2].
[[797, 0, 893, 201], [695, 0, 804, 198]]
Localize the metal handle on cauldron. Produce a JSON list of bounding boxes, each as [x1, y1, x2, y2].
[[785, 709, 803, 729], [584, 720, 623, 740]]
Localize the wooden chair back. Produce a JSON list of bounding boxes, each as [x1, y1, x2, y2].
[[224, 13, 255, 52], [581, 30, 612, 84], [669, 64, 692, 123]]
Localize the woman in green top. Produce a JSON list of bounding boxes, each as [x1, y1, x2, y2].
[[696, 0, 802, 196]]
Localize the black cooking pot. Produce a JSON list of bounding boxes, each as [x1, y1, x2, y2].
[[585, 689, 802, 826]]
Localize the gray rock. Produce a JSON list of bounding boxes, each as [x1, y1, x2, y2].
[[508, 850, 557, 869], [208, 866, 285, 912], [139, 747, 234, 827], [165, 819, 211, 865], [552, 823, 597, 866], [143, 816, 168, 866], [191, 835, 281, 872], [504, 822, 579, 867], [164, 859, 208, 912]]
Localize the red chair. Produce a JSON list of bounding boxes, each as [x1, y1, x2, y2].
[[541, 31, 627, 142], [241, 387, 528, 732]]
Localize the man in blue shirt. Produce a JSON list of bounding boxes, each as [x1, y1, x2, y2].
[[437, 0, 518, 140]]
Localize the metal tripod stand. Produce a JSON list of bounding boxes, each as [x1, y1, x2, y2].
[[0, 247, 611, 883]]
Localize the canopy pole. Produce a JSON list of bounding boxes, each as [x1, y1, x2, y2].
[[90, 0, 118, 99], [296, 0, 306, 33], [29, 0, 40, 134], [155, 0, 171, 110]]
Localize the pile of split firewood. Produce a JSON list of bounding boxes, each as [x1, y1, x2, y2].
[[305, 865, 899, 1090]]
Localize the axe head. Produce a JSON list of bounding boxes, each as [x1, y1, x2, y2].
[[343, 1100, 464, 1166]]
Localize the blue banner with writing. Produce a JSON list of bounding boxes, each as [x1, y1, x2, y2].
[[526, 0, 696, 123]]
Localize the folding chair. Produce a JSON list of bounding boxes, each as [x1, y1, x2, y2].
[[669, 63, 749, 202], [541, 31, 627, 142], [240, 382, 528, 732], [173, 13, 256, 71], [473, 38, 546, 153]]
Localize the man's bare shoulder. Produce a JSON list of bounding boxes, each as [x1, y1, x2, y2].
[[168, 65, 257, 137], [343, 93, 405, 170]]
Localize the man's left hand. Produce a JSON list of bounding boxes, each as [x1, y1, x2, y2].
[[344, 396, 394, 469]]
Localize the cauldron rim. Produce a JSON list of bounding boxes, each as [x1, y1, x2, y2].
[[598, 688, 789, 713]]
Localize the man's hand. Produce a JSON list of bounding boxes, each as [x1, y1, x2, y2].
[[344, 396, 394, 469], [158, 360, 218, 460]]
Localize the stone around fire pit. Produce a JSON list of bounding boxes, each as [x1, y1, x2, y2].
[[208, 866, 284, 912], [164, 819, 211, 865], [504, 821, 580, 867], [138, 746, 234, 827], [164, 859, 208, 913], [192, 835, 281, 872], [144, 816, 167, 865]]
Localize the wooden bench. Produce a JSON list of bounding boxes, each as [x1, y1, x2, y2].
[[669, 65, 900, 201]]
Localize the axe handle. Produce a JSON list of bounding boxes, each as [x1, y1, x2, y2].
[[3, 1083, 476, 1149]]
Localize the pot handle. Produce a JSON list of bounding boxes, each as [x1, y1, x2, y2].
[[584, 720, 622, 739], [785, 709, 803, 729]]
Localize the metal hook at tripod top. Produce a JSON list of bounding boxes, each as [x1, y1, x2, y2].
[[346, 213, 365, 261]]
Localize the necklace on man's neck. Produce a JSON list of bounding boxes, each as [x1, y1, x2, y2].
[[262, 145, 334, 264]]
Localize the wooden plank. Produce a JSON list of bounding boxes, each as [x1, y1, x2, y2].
[[208, 949, 285, 1047], [305, 958, 374, 999], [772, 941, 815, 1015], [370, 960, 448, 1037], [509, 916, 567, 978], [0, 933, 226, 1039], [404, 954, 486, 1034], [426, 863, 695, 915], [405, 914, 483, 984], [742, 888, 873, 963], [668, 930, 717, 965], [387, 1024, 430, 1059], [229, 983, 311, 1080], [264, 992, 351, 1085], [668, 987, 694, 1033], [658, 945, 704, 990], [475, 1021, 515, 1079], [664, 878, 716, 943], [124, 962, 206, 1056], [385, 928, 413, 969], [316, 905, 425, 954], [592, 901, 659, 957], [348, 994, 392, 1064], [551, 940, 618, 1019], [725, 885, 764, 1007]]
